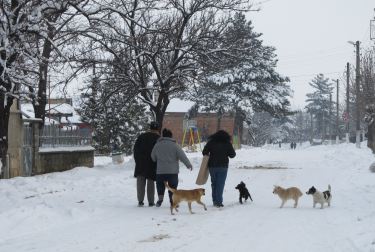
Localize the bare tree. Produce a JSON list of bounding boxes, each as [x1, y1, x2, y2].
[[74, 0, 252, 128], [0, 0, 86, 175]]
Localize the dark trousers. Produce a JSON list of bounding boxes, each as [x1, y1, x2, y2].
[[136, 176, 155, 204], [156, 174, 178, 204], [209, 167, 228, 205]]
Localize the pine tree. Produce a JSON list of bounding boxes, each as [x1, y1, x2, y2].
[[79, 74, 148, 155], [305, 74, 334, 139], [184, 12, 292, 133]]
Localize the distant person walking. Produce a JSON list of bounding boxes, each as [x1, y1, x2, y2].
[[151, 128, 193, 207], [133, 122, 160, 207], [202, 130, 236, 207]]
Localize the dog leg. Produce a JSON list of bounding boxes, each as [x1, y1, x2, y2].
[[239, 196, 243, 204], [174, 200, 180, 212], [313, 201, 316, 208], [320, 203, 324, 209], [294, 199, 299, 208], [188, 202, 194, 214], [197, 199, 207, 211], [328, 199, 331, 207], [280, 200, 285, 208], [171, 200, 180, 215], [170, 205, 174, 215]]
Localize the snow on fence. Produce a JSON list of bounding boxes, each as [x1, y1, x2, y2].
[[39, 125, 92, 148]]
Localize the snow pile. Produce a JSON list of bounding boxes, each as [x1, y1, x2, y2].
[[0, 143, 374, 252]]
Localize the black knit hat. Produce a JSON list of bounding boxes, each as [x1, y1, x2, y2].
[[149, 121, 160, 130]]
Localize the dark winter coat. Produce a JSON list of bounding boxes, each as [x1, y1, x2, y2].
[[202, 133, 236, 168], [133, 131, 160, 180]]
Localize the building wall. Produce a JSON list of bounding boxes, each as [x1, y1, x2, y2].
[[163, 112, 235, 145]]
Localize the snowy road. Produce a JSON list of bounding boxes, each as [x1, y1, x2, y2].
[[0, 143, 374, 252]]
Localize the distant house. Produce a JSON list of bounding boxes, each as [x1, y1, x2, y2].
[[163, 112, 236, 145], [21, 98, 90, 130], [163, 99, 247, 148]]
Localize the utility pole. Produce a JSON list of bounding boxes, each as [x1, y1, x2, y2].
[[336, 79, 339, 144], [310, 112, 313, 143], [355, 41, 361, 148], [48, 75, 51, 123], [346, 63, 350, 143], [329, 92, 332, 144]]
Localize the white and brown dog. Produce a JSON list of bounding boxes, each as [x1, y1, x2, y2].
[[306, 185, 332, 209]]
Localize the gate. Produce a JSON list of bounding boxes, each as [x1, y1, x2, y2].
[[22, 126, 33, 176]]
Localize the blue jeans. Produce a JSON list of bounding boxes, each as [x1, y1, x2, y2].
[[156, 174, 178, 204], [209, 167, 228, 205]]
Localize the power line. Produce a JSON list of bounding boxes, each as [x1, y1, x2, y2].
[[288, 71, 343, 79]]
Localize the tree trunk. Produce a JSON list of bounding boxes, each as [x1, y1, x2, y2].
[[367, 122, 375, 153], [234, 108, 245, 142], [216, 107, 224, 131], [33, 22, 55, 124], [151, 91, 169, 133], [0, 92, 13, 177]]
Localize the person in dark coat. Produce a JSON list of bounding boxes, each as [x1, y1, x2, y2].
[[133, 122, 160, 207], [202, 130, 236, 207]]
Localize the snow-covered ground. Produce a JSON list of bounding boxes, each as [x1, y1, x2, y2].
[[1, 143, 375, 252]]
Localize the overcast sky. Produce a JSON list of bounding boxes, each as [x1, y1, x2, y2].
[[250, 0, 375, 110], [67, 1, 375, 112]]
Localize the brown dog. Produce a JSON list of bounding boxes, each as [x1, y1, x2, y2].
[[165, 182, 207, 215], [273, 185, 303, 208]]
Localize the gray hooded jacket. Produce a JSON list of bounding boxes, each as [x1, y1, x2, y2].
[[151, 137, 192, 174]]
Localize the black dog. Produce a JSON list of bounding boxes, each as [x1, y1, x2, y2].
[[235, 181, 253, 204]]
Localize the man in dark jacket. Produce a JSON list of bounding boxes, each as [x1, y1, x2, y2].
[[133, 122, 160, 207], [202, 130, 236, 207]]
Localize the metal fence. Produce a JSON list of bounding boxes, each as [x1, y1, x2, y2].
[[39, 125, 92, 148], [22, 126, 33, 176]]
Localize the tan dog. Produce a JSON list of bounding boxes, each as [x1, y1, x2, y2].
[[273, 185, 303, 208], [165, 182, 207, 215]]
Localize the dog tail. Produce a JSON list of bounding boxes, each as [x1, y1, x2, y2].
[[328, 184, 331, 192], [164, 181, 176, 193]]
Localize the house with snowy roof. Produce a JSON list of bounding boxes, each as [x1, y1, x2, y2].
[[21, 98, 89, 129]]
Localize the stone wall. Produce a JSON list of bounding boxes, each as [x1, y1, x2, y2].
[[35, 147, 94, 174]]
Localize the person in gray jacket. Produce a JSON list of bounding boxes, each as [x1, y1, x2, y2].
[[151, 128, 193, 207]]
